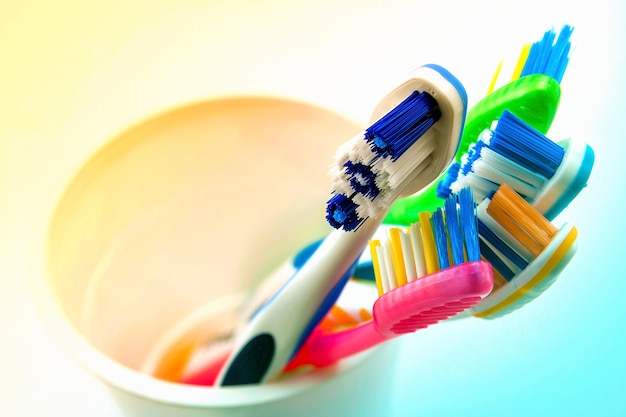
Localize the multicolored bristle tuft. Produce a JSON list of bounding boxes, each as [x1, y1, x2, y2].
[[477, 183, 560, 288], [327, 91, 441, 231], [470, 182, 578, 318], [370, 187, 480, 297], [487, 24, 574, 95], [437, 110, 565, 202]]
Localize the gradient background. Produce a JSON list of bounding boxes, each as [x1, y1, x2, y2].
[[1, 1, 625, 416]]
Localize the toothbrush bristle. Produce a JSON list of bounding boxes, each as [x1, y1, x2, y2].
[[444, 194, 464, 265], [326, 90, 441, 231], [437, 109, 564, 204], [419, 211, 439, 275], [365, 91, 441, 160], [521, 24, 573, 83], [477, 183, 559, 284], [488, 110, 564, 179], [432, 208, 450, 270], [436, 161, 460, 199], [477, 217, 528, 272], [326, 193, 362, 231], [344, 161, 380, 199], [459, 187, 480, 262], [370, 188, 481, 296], [487, 183, 558, 256]]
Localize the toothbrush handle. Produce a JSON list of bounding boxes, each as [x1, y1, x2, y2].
[[180, 321, 386, 385], [285, 321, 388, 370], [216, 218, 383, 385]]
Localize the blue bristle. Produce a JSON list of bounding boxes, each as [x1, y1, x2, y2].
[[458, 188, 480, 262], [489, 110, 564, 179], [469, 140, 486, 161], [431, 208, 450, 270], [477, 219, 528, 271], [444, 193, 464, 265], [325, 194, 364, 231], [344, 161, 380, 199], [436, 162, 461, 199], [479, 238, 516, 281], [520, 25, 573, 83], [460, 159, 473, 176], [365, 91, 441, 160], [548, 25, 573, 82], [327, 88, 443, 231]]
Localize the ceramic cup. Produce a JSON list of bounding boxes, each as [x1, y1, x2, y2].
[[33, 96, 399, 417]]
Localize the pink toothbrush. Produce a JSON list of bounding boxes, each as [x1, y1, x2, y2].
[[285, 260, 492, 370]]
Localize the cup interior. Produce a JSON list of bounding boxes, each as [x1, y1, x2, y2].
[[38, 97, 407, 411]]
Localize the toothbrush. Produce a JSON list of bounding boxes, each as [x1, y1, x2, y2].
[[437, 109, 594, 220], [215, 64, 467, 385], [466, 183, 578, 319], [181, 188, 493, 384], [383, 24, 574, 223]]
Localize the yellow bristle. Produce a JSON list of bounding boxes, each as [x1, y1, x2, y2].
[[510, 43, 531, 81], [389, 228, 408, 287], [487, 184, 559, 257], [358, 308, 373, 322], [487, 59, 504, 95], [418, 211, 439, 274], [369, 240, 385, 297]]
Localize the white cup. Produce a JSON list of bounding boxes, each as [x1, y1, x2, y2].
[[32, 96, 399, 416]]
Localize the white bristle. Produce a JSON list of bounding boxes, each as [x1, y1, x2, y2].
[[329, 134, 375, 184], [472, 147, 545, 199], [330, 133, 361, 168], [478, 147, 546, 187], [379, 130, 437, 189], [337, 129, 437, 222], [374, 244, 389, 294], [399, 229, 418, 282], [472, 160, 538, 199], [409, 223, 428, 278], [451, 173, 497, 200], [379, 241, 397, 292]]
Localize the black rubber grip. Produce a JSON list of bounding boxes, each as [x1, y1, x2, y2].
[[220, 333, 275, 386]]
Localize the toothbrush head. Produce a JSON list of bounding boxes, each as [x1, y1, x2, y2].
[[438, 110, 594, 221], [374, 260, 493, 337], [370, 188, 493, 335], [327, 64, 467, 231], [470, 183, 578, 318]]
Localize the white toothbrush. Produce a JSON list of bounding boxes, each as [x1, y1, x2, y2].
[[216, 64, 468, 385]]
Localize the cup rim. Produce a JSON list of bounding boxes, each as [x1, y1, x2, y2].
[[31, 271, 377, 407]]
